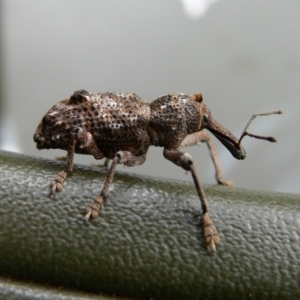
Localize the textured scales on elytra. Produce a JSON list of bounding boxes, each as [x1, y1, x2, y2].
[[34, 90, 282, 252]]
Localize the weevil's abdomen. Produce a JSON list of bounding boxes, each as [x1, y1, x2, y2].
[[34, 90, 152, 157], [85, 92, 152, 157]]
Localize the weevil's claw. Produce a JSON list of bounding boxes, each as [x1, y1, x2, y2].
[[84, 196, 103, 220], [84, 210, 92, 220], [208, 237, 216, 252], [48, 170, 67, 196], [202, 214, 221, 252], [48, 185, 56, 198]]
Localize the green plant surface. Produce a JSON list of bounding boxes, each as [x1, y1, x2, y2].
[[0, 150, 299, 300]]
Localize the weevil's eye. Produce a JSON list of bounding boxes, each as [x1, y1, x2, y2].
[[203, 113, 209, 123]]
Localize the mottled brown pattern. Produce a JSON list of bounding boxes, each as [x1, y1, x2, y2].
[[34, 90, 151, 158], [34, 90, 281, 252]]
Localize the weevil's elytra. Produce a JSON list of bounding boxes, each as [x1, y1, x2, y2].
[[34, 90, 282, 252]]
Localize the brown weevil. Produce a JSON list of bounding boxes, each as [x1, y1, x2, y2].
[[34, 90, 282, 252]]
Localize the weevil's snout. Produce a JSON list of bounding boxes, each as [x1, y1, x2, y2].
[[214, 131, 246, 160], [203, 110, 246, 160], [234, 144, 246, 160]]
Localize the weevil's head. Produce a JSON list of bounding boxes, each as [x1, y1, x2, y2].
[[191, 92, 246, 160], [33, 99, 73, 150]]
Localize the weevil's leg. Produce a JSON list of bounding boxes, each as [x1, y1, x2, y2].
[[75, 130, 104, 160], [163, 148, 220, 251], [54, 156, 67, 162], [91, 158, 110, 169], [49, 134, 76, 196], [49, 130, 104, 196], [202, 214, 220, 252], [180, 130, 234, 186], [84, 151, 147, 220]]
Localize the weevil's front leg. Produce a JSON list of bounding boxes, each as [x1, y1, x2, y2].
[[84, 151, 147, 220], [163, 148, 220, 251], [49, 130, 104, 196], [180, 130, 234, 186], [49, 134, 76, 196]]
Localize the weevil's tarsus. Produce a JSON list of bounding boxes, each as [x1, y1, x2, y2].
[[84, 196, 103, 220], [202, 214, 220, 252], [49, 170, 68, 196]]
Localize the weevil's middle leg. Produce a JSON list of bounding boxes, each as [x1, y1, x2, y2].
[[163, 148, 220, 251], [91, 158, 110, 169], [84, 151, 147, 220], [180, 130, 234, 186]]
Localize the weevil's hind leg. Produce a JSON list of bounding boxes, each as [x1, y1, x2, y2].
[[84, 155, 118, 220], [180, 130, 234, 186], [49, 130, 104, 197], [84, 151, 147, 220], [163, 148, 220, 252]]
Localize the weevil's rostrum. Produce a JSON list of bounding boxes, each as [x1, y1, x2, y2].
[[34, 90, 282, 252]]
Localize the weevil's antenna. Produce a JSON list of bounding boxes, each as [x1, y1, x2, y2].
[[238, 110, 283, 145]]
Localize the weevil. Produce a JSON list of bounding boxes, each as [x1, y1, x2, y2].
[[34, 90, 282, 251]]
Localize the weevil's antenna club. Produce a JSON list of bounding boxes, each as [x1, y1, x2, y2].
[[238, 110, 283, 145]]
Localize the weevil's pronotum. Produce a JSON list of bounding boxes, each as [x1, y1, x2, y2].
[[34, 90, 282, 251]]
